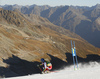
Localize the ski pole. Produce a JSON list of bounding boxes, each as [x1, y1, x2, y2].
[[37, 65, 42, 71]]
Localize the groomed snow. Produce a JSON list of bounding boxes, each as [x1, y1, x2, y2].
[[4, 61, 100, 79]]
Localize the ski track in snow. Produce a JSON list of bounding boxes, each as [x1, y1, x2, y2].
[[3, 61, 100, 79]]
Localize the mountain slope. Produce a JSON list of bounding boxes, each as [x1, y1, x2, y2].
[[0, 8, 100, 68]]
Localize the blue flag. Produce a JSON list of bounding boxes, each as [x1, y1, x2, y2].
[[72, 48, 76, 57], [71, 40, 79, 70]]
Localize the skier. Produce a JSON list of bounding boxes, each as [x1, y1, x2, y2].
[[38, 58, 52, 73]]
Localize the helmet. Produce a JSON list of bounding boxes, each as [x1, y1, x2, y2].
[[41, 58, 44, 62]]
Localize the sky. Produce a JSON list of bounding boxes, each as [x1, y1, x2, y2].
[[0, 0, 100, 7], [4, 61, 100, 79]]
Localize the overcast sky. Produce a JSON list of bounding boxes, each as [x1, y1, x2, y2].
[[0, 0, 100, 7]]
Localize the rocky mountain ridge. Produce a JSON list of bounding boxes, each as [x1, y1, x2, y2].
[[1, 4, 100, 47]]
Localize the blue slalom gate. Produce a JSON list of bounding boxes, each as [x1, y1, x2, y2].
[[71, 40, 79, 70]]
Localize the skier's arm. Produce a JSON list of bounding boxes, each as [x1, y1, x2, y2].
[[38, 63, 43, 67], [40, 64, 42, 66]]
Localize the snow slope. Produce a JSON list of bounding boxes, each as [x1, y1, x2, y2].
[[3, 61, 100, 79]]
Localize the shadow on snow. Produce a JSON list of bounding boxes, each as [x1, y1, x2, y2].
[[0, 53, 100, 78]]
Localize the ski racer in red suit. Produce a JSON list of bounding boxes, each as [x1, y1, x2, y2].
[[40, 58, 52, 73]]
